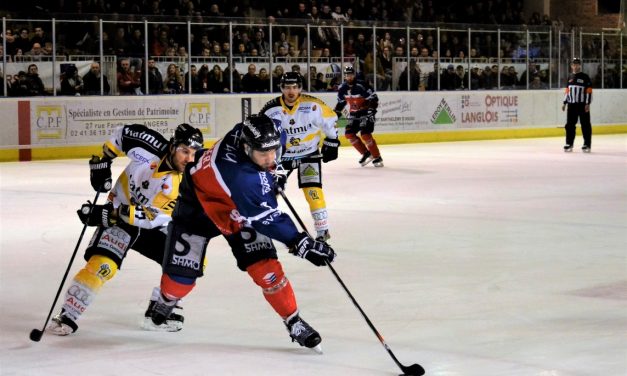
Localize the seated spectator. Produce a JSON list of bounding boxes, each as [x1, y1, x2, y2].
[[207, 64, 226, 93], [440, 64, 460, 90], [529, 76, 547, 89], [241, 64, 261, 93], [117, 58, 142, 95], [185, 64, 201, 93], [14, 28, 32, 56], [9, 71, 30, 97], [257, 68, 270, 92], [164, 64, 184, 94], [25, 64, 46, 96], [60, 64, 83, 96], [271, 65, 285, 92], [312, 72, 326, 91], [23, 43, 47, 60], [398, 59, 421, 91], [82, 62, 111, 95], [223, 64, 242, 93], [141, 58, 164, 94], [426, 63, 440, 91]]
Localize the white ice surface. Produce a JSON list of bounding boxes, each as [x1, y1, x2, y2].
[[1, 135, 626, 376]]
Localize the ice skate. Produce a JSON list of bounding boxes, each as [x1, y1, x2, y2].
[[316, 229, 330, 242], [372, 157, 384, 167], [582, 145, 591, 153], [47, 313, 78, 336], [284, 312, 322, 353], [149, 295, 179, 327], [563, 144, 573, 152], [358, 151, 373, 166], [142, 300, 184, 332]]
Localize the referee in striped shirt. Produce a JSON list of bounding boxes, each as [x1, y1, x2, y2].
[[561, 58, 593, 152]]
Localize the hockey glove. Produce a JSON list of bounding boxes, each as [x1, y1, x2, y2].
[[321, 138, 340, 163], [89, 155, 112, 192], [272, 170, 288, 194], [291, 232, 336, 266], [365, 108, 377, 123], [77, 201, 117, 227]]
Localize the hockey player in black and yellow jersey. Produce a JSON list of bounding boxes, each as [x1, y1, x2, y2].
[[562, 58, 593, 152], [47, 123, 203, 336], [259, 72, 339, 242]]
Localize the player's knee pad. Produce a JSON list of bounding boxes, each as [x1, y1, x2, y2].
[[75, 255, 118, 291], [160, 273, 196, 300], [246, 259, 288, 294], [303, 187, 326, 211]]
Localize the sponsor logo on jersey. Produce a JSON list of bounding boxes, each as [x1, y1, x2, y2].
[[245, 239, 274, 253], [298, 105, 311, 112], [97, 227, 131, 258], [129, 150, 152, 165], [123, 128, 166, 150], [284, 123, 311, 135], [259, 172, 272, 194], [129, 179, 150, 205]]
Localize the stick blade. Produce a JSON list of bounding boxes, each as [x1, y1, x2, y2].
[[29, 329, 43, 342], [400, 363, 425, 376]]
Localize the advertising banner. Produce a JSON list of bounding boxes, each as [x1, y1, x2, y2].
[[29, 97, 216, 145]]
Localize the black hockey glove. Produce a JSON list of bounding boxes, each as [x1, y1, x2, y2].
[[89, 155, 112, 192], [290, 232, 336, 266], [321, 138, 340, 163], [365, 108, 377, 123], [273, 171, 288, 194], [77, 201, 117, 227]]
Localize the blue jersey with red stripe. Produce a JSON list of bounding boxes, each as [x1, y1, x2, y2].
[[186, 123, 300, 246]]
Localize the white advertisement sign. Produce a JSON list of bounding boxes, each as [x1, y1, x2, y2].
[[30, 97, 216, 144]]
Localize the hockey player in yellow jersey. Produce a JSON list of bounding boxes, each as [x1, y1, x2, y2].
[[47, 123, 203, 336], [259, 72, 340, 241]]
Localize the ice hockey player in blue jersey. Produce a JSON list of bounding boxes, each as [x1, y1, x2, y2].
[[147, 114, 336, 351], [335, 65, 384, 167]]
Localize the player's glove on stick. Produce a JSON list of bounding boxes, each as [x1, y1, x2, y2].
[[365, 108, 377, 123], [77, 201, 117, 227], [291, 232, 336, 266], [89, 155, 112, 192], [321, 138, 340, 163], [272, 171, 288, 194]]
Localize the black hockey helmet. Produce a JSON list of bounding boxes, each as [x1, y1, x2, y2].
[[280, 72, 303, 88], [241, 115, 281, 152], [571, 57, 581, 65], [171, 123, 203, 149], [343, 65, 355, 75]]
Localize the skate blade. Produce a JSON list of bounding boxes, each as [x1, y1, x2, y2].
[[310, 344, 323, 354], [141, 317, 183, 332]]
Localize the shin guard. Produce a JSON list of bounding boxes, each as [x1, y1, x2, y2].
[[361, 133, 381, 158], [61, 255, 118, 323], [247, 259, 297, 318], [345, 133, 368, 155]]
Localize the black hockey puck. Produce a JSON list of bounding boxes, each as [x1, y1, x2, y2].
[[29, 329, 43, 342]]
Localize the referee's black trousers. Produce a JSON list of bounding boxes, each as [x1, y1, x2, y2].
[[565, 103, 591, 147]]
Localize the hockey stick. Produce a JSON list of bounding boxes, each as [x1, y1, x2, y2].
[[278, 189, 425, 376], [29, 187, 105, 342]]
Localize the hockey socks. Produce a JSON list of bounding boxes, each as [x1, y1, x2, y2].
[[361, 133, 381, 158], [49, 255, 118, 335], [345, 133, 368, 155], [247, 259, 297, 318]]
